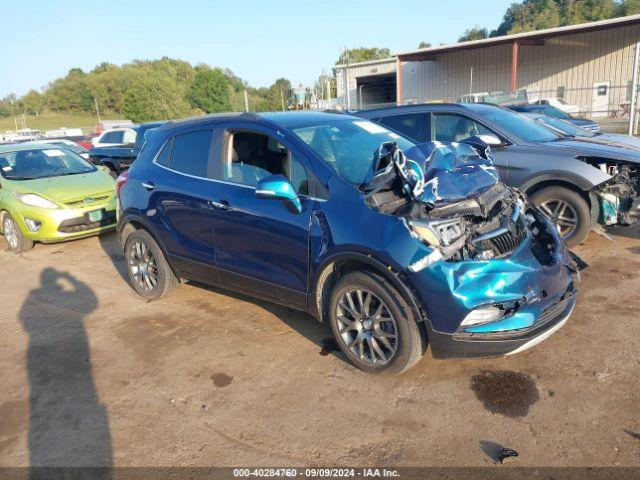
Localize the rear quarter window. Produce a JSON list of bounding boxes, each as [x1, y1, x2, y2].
[[163, 130, 212, 177]]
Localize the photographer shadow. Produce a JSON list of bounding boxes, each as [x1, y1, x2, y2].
[[19, 267, 112, 479]]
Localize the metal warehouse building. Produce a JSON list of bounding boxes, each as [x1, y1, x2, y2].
[[336, 14, 640, 118]]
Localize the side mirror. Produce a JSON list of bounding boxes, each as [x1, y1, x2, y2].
[[255, 174, 302, 214], [475, 134, 503, 146]]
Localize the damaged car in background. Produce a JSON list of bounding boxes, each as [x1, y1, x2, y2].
[[358, 103, 640, 246], [118, 112, 580, 374]]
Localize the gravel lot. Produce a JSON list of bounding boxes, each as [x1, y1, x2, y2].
[[0, 228, 639, 468]]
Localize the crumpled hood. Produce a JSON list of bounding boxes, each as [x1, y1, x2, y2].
[[9, 170, 115, 203], [408, 141, 501, 205], [541, 137, 640, 164]]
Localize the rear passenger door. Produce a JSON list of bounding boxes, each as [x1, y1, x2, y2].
[[145, 127, 221, 281]]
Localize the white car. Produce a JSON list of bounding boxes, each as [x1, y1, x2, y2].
[[536, 98, 581, 115], [91, 128, 137, 148]]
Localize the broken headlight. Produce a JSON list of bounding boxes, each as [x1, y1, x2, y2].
[[409, 218, 465, 248]]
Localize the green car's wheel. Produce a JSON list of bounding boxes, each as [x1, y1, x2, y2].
[[2, 213, 34, 253]]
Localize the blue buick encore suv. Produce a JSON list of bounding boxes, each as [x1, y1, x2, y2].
[[117, 112, 579, 374]]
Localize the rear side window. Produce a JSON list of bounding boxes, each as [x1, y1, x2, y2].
[[155, 139, 172, 167], [101, 131, 123, 143], [378, 113, 430, 143], [160, 130, 212, 177]]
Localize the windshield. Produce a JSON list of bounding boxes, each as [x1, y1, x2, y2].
[[475, 107, 560, 143], [293, 119, 416, 184], [0, 148, 96, 180], [536, 116, 593, 138]]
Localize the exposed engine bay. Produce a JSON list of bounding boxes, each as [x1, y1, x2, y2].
[[586, 159, 640, 226], [362, 140, 560, 268]]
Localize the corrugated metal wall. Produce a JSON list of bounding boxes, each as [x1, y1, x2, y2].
[[401, 24, 640, 115]]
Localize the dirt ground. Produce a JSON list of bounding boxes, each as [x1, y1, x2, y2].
[[0, 227, 639, 469]]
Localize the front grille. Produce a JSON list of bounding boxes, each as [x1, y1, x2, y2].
[[64, 192, 112, 208], [58, 210, 116, 233], [475, 221, 527, 257]]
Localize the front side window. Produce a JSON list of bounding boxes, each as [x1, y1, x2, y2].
[[293, 119, 415, 185], [378, 113, 430, 143], [225, 131, 308, 194], [471, 105, 560, 143], [165, 130, 212, 177], [0, 148, 96, 180], [432, 114, 493, 143]]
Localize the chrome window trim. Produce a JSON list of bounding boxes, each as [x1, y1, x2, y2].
[[151, 146, 325, 201]]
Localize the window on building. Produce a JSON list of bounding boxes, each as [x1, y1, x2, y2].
[[225, 131, 308, 194]]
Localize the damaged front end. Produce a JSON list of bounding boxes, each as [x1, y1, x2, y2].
[[361, 140, 580, 357], [363, 140, 562, 271], [586, 159, 640, 226]]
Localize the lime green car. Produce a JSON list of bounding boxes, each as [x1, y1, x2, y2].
[[0, 144, 116, 252]]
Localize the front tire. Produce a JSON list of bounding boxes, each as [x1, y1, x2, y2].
[[530, 186, 591, 247], [2, 213, 34, 253], [328, 271, 425, 375], [124, 229, 179, 300]]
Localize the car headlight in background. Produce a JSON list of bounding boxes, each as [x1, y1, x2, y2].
[[14, 193, 59, 209], [409, 218, 464, 247]]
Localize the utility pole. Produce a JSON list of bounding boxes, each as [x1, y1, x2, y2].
[[280, 89, 285, 111], [630, 41, 640, 136], [94, 97, 101, 123], [243, 90, 249, 112]]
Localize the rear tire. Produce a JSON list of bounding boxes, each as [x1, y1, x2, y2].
[[328, 270, 425, 375], [2, 213, 34, 253], [530, 186, 591, 247], [124, 229, 179, 300]]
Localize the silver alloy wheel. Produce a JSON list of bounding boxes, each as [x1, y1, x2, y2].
[[539, 200, 578, 237], [336, 288, 398, 366], [3, 217, 18, 249], [128, 240, 159, 291]]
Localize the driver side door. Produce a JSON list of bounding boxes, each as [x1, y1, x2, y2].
[[209, 124, 314, 308]]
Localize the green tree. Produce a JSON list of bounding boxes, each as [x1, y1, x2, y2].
[[458, 26, 489, 42], [335, 47, 391, 65], [622, 0, 640, 14], [122, 73, 192, 122], [418, 41, 432, 48], [188, 68, 231, 113], [19, 90, 44, 115]]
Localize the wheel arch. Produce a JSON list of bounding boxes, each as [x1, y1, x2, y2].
[[118, 216, 182, 280], [311, 252, 425, 326]]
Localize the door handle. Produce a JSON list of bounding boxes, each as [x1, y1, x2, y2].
[[142, 181, 156, 191], [210, 199, 232, 211]]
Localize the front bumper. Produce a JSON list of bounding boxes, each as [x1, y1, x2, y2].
[[406, 230, 577, 358], [8, 199, 117, 243]]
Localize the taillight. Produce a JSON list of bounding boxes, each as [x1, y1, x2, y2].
[[115, 171, 129, 196]]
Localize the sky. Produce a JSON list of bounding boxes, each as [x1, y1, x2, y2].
[[0, 0, 514, 98]]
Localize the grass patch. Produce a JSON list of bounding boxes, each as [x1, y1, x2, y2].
[[0, 112, 124, 134]]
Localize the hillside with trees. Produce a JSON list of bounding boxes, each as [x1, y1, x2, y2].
[[0, 57, 296, 124], [459, 0, 640, 41]]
